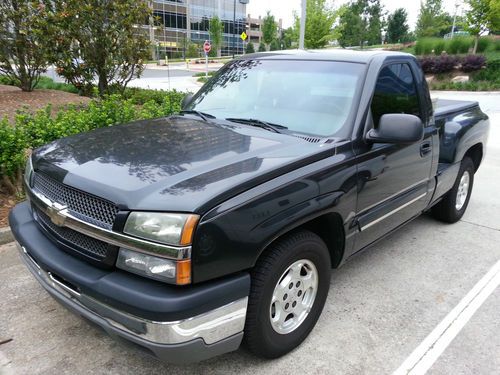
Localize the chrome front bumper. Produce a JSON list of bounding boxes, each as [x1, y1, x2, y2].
[[17, 242, 248, 362]]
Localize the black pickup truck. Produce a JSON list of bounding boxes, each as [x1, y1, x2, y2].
[[10, 50, 490, 363]]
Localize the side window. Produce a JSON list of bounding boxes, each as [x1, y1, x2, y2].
[[371, 63, 421, 127]]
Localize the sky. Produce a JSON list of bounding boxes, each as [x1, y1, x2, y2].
[[247, 0, 465, 30]]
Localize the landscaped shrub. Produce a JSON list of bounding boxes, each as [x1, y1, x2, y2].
[[418, 55, 458, 74], [476, 37, 492, 53], [471, 59, 500, 83], [120, 87, 186, 107], [460, 54, 487, 72], [433, 39, 446, 55], [415, 38, 436, 55], [447, 37, 472, 54], [0, 117, 28, 193]]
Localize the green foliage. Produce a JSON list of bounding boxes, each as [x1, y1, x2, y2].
[[465, 0, 500, 53], [35, 77, 79, 94], [416, 0, 453, 38], [0, 90, 187, 192], [245, 42, 256, 54], [386, 8, 410, 43], [299, 0, 338, 49], [414, 37, 475, 55], [51, 0, 151, 97], [258, 42, 267, 52], [269, 40, 280, 51], [280, 27, 297, 49], [471, 58, 500, 83], [337, 0, 384, 48], [209, 16, 223, 57], [0, 0, 55, 91], [262, 11, 278, 46]]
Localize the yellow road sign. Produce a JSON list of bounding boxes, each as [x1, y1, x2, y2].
[[240, 32, 247, 41]]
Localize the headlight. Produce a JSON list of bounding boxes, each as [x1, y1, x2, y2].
[[116, 248, 191, 284], [124, 212, 199, 246], [24, 156, 34, 187]]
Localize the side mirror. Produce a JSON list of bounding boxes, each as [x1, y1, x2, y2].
[[181, 94, 194, 110], [366, 114, 423, 144]]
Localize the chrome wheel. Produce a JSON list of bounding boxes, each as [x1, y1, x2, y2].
[[269, 259, 318, 334], [455, 171, 470, 210]]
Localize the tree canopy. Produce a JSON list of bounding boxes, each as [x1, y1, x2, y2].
[[465, 0, 500, 53], [416, 0, 453, 38], [293, 0, 337, 49], [386, 8, 410, 43], [262, 11, 278, 47], [209, 16, 223, 57], [0, 0, 54, 91]]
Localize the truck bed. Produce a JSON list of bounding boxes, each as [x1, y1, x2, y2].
[[434, 99, 479, 120]]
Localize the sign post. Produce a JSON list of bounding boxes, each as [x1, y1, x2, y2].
[[203, 41, 211, 79]]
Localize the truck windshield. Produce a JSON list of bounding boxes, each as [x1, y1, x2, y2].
[[188, 59, 364, 137]]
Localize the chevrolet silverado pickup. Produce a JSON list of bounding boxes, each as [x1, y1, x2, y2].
[[10, 50, 490, 363]]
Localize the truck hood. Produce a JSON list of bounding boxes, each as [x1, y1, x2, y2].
[[33, 116, 332, 213]]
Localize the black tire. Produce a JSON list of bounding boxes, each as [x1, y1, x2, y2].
[[243, 230, 331, 359], [432, 157, 475, 223]]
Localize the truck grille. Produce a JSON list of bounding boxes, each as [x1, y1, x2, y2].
[[34, 206, 109, 260], [33, 172, 119, 229]]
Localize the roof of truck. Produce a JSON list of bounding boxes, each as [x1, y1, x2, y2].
[[241, 49, 414, 64]]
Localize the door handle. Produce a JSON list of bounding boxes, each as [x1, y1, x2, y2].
[[420, 141, 432, 156]]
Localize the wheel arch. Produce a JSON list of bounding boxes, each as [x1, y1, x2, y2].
[[256, 212, 346, 269], [463, 143, 483, 172]]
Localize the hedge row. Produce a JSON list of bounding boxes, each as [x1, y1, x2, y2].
[[429, 59, 500, 91], [0, 91, 185, 193], [418, 54, 487, 74], [414, 37, 500, 56]]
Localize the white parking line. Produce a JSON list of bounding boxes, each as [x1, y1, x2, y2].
[[393, 259, 500, 375]]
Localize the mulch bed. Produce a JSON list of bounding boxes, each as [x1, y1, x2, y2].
[[1, 85, 91, 226], [0, 84, 91, 122]]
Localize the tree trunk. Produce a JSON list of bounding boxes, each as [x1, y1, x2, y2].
[[98, 74, 108, 96], [1, 175, 18, 196], [473, 35, 479, 54]]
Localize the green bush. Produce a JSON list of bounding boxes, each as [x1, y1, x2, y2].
[[36, 77, 79, 94], [476, 37, 492, 53], [0, 91, 186, 193], [447, 37, 472, 54], [471, 59, 500, 83], [433, 40, 446, 55], [415, 38, 436, 55]]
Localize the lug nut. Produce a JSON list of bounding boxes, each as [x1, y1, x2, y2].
[[296, 281, 301, 287], [285, 303, 289, 309], [283, 294, 287, 300]]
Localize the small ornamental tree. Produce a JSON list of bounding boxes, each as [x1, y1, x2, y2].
[[386, 8, 410, 43], [245, 42, 255, 54], [0, 0, 54, 91], [209, 16, 223, 57], [262, 11, 278, 50], [258, 42, 267, 52], [51, 0, 151, 96], [465, 0, 500, 54]]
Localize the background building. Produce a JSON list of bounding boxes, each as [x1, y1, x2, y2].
[[148, 0, 247, 58], [245, 14, 283, 50]]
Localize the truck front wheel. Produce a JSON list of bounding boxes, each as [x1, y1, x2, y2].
[[243, 230, 331, 358], [432, 157, 475, 223]]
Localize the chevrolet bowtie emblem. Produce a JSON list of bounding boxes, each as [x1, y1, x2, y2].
[[46, 203, 68, 227]]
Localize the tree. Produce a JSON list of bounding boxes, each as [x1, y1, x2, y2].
[[0, 0, 54, 91], [245, 42, 255, 54], [386, 8, 410, 43], [51, 0, 150, 96], [258, 42, 267, 52], [262, 11, 277, 49], [295, 0, 337, 49], [281, 27, 297, 49], [416, 0, 453, 37], [465, 0, 500, 53], [269, 39, 280, 51], [209, 16, 223, 57], [336, 0, 385, 48]]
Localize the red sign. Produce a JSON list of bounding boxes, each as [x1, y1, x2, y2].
[[203, 41, 211, 53]]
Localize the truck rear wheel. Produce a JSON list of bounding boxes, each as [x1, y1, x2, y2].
[[432, 157, 475, 223], [243, 230, 331, 358]]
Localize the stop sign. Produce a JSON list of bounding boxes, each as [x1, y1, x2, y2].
[[203, 41, 211, 54]]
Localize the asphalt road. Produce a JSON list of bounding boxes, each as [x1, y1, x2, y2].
[[0, 92, 499, 374]]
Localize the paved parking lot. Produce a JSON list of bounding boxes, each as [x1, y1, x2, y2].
[[0, 92, 499, 374]]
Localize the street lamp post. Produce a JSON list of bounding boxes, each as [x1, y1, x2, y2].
[[451, 1, 460, 38]]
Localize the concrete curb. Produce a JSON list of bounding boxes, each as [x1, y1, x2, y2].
[[0, 227, 13, 245]]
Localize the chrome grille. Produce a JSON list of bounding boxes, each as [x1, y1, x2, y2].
[[35, 207, 109, 259], [33, 172, 119, 229]]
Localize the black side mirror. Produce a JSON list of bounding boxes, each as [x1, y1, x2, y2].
[[366, 114, 423, 144], [181, 94, 194, 110]]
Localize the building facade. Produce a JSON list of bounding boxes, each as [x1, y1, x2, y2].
[[245, 14, 283, 50], [148, 0, 247, 58]]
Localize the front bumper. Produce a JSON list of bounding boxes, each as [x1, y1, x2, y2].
[[10, 202, 250, 363]]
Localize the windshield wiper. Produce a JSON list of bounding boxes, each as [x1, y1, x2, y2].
[[180, 110, 216, 122], [225, 118, 288, 133]]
